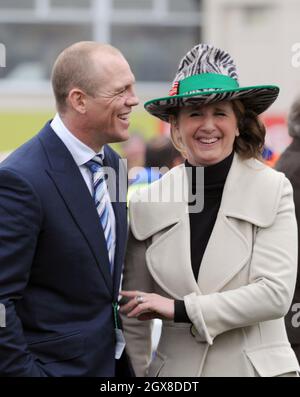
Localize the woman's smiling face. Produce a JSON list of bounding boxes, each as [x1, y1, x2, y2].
[[172, 101, 239, 166]]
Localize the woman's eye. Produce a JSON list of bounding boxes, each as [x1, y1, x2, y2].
[[190, 112, 201, 117], [216, 112, 226, 116]]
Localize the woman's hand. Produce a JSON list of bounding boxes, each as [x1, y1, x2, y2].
[[120, 290, 174, 321]]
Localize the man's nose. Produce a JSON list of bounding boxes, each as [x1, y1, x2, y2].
[[126, 89, 139, 107]]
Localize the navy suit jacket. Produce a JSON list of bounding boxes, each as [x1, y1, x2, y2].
[[0, 123, 129, 376]]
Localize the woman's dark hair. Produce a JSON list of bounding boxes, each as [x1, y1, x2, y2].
[[232, 100, 266, 160]]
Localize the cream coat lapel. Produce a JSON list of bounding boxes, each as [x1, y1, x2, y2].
[[198, 154, 285, 294], [130, 165, 201, 299]]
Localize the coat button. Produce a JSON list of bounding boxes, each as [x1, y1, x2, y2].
[[190, 324, 197, 337]]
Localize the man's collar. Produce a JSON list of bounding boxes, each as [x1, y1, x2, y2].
[[50, 113, 105, 166]]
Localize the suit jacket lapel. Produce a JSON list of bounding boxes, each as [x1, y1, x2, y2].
[[103, 149, 128, 299], [38, 124, 113, 293]]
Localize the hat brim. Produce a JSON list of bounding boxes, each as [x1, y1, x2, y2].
[[144, 85, 279, 122]]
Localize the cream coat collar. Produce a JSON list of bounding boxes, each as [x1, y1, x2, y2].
[[128, 153, 286, 297], [130, 153, 285, 241]]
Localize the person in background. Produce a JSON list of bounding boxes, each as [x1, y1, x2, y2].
[[262, 145, 280, 168], [276, 96, 300, 362], [145, 135, 183, 172], [121, 133, 146, 179], [120, 44, 299, 377], [0, 41, 139, 376], [127, 136, 183, 201]]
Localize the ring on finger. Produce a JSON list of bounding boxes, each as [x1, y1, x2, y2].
[[136, 295, 145, 304]]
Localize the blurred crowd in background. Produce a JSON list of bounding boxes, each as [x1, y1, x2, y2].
[[2, 0, 300, 163]]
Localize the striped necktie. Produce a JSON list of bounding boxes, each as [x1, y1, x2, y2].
[[85, 155, 114, 273]]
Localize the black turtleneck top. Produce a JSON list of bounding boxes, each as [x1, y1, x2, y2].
[[174, 152, 234, 323]]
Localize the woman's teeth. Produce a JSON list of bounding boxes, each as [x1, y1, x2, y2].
[[198, 137, 219, 144]]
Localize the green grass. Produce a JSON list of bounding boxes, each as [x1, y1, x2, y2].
[[0, 110, 160, 153], [0, 112, 53, 152]]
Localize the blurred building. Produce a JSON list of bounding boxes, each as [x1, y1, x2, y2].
[[1, 0, 300, 156], [204, 0, 300, 153], [0, 0, 203, 109], [204, 0, 300, 115]]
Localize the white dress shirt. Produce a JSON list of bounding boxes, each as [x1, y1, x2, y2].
[[50, 113, 116, 269]]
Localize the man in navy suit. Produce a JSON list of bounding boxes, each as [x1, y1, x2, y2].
[[0, 41, 139, 376]]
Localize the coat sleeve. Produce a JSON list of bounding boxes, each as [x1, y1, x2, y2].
[[0, 168, 46, 376], [184, 177, 298, 344], [120, 227, 155, 377]]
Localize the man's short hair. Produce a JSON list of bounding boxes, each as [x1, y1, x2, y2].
[[51, 41, 121, 112]]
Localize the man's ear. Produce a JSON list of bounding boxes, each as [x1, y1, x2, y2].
[[67, 88, 88, 114]]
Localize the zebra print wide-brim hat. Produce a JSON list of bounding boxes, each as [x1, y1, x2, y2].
[[144, 44, 279, 123]]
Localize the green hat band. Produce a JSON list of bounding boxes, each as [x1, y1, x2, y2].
[[179, 73, 239, 95]]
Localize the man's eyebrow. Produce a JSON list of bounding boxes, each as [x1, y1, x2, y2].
[[115, 81, 135, 92]]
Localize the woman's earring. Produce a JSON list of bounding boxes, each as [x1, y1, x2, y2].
[[236, 129, 240, 137]]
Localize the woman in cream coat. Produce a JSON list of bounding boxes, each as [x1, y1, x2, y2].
[[120, 44, 299, 377]]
